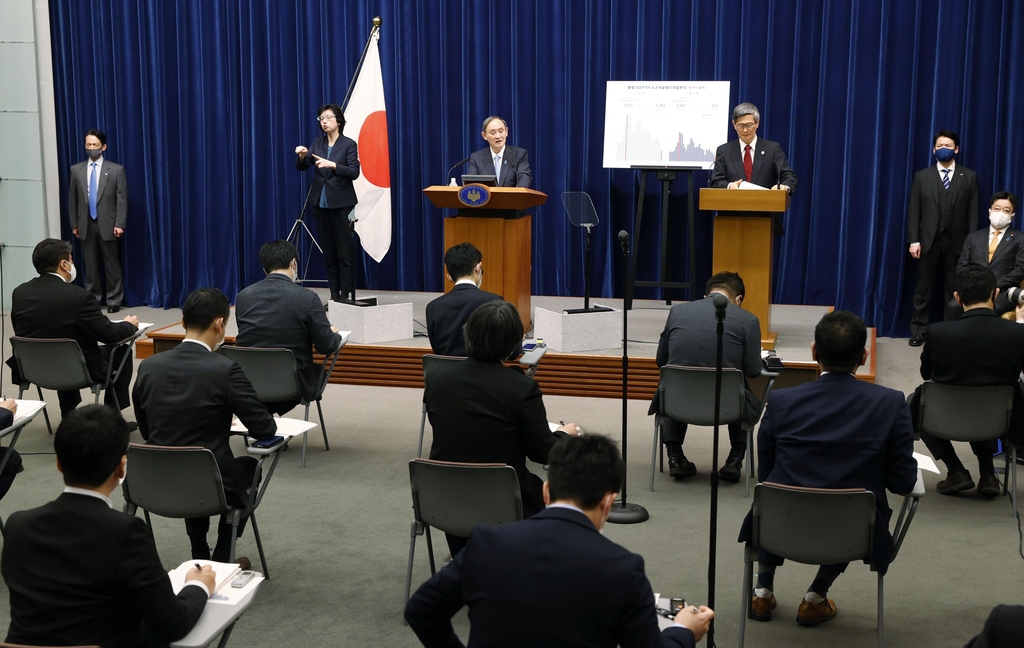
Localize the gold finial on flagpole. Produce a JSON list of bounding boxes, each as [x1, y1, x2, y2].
[[373, 16, 382, 28]]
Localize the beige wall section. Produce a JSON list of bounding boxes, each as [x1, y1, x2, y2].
[[0, 0, 58, 305]]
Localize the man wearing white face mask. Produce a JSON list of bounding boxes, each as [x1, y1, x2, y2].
[[951, 192, 1024, 319], [235, 240, 343, 415], [7, 239, 138, 418], [133, 288, 277, 563], [406, 434, 714, 648]]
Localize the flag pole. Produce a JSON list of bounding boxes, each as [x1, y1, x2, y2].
[[342, 17, 382, 112]]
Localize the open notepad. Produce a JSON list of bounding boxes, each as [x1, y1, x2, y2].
[[168, 560, 261, 605]]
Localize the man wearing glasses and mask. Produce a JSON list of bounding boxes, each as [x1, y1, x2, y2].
[[950, 192, 1024, 319]]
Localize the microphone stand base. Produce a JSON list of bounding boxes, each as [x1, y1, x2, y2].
[[607, 500, 650, 525]]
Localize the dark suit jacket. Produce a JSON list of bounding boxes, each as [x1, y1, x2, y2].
[[919, 307, 1024, 444], [467, 145, 531, 187], [739, 373, 918, 572], [9, 274, 137, 383], [68, 157, 128, 241], [296, 134, 360, 211], [956, 227, 1024, 290], [650, 296, 762, 422], [425, 358, 565, 518], [710, 138, 797, 192], [405, 507, 695, 648], [235, 273, 342, 401], [2, 492, 207, 648], [425, 284, 504, 356], [963, 604, 1024, 648], [907, 164, 979, 255], [133, 343, 277, 495], [0, 409, 12, 430]]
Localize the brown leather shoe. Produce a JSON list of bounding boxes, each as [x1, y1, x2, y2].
[[936, 469, 975, 495], [749, 594, 776, 622], [235, 556, 252, 571], [978, 473, 1001, 498], [797, 597, 837, 626]]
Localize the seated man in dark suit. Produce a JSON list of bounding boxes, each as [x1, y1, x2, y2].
[[651, 271, 762, 482], [950, 192, 1024, 319], [406, 434, 714, 648], [740, 310, 917, 627], [425, 242, 504, 356], [236, 240, 343, 414], [133, 288, 277, 562], [0, 399, 23, 501], [912, 265, 1024, 497], [466, 116, 531, 187], [963, 604, 1024, 647], [425, 300, 577, 555], [1, 405, 214, 648], [8, 238, 138, 417]]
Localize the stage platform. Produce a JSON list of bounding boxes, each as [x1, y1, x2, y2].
[[139, 289, 874, 400]]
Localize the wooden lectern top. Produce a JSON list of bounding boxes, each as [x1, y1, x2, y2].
[[699, 187, 790, 213], [424, 185, 548, 211]]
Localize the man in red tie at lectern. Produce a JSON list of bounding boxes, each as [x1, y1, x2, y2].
[[710, 102, 797, 233]]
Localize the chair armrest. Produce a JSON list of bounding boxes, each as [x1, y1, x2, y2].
[[518, 345, 547, 367], [760, 368, 781, 378]]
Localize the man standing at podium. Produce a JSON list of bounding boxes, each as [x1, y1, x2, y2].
[[467, 116, 531, 188], [711, 103, 797, 194]]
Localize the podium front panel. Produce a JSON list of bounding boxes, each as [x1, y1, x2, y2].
[[712, 215, 773, 346]]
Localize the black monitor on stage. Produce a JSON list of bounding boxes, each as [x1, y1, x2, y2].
[[460, 175, 497, 186]]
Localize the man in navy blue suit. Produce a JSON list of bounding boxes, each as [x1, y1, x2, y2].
[[405, 435, 714, 648], [425, 243, 504, 356], [466, 116, 531, 187], [739, 310, 917, 627]]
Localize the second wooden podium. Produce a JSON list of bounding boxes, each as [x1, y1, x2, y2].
[[423, 186, 548, 330], [699, 188, 789, 349]]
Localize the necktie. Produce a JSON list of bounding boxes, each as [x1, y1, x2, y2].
[[494, 154, 501, 183], [989, 230, 1002, 262], [942, 168, 950, 190], [88, 163, 98, 220], [743, 145, 752, 182]]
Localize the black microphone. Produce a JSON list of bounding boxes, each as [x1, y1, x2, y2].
[[712, 293, 729, 321], [618, 230, 630, 255], [446, 156, 472, 184]]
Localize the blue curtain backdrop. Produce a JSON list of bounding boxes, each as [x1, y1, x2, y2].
[[48, 0, 1024, 337]]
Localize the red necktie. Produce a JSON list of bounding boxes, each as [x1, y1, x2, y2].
[[743, 144, 753, 182]]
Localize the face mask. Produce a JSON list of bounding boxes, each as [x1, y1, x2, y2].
[[291, 262, 300, 284], [935, 147, 955, 163], [86, 148, 102, 161], [213, 335, 225, 352], [990, 211, 1013, 230], [64, 260, 77, 283], [118, 464, 127, 486]]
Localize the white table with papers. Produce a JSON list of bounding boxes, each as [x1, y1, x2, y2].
[[0, 400, 47, 534], [168, 560, 264, 648]]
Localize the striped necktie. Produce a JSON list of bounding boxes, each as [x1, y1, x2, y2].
[[942, 168, 950, 190]]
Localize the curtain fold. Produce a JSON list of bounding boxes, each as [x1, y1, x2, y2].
[[48, 0, 1024, 336]]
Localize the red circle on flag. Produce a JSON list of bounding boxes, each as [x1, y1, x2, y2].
[[358, 111, 390, 188]]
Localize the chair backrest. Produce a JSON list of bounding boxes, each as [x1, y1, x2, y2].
[[918, 382, 1013, 443], [409, 459, 523, 537], [751, 483, 876, 566], [9, 337, 95, 391], [221, 346, 301, 402], [422, 354, 466, 396], [123, 444, 230, 519], [1, 644, 99, 648], [659, 365, 746, 426]]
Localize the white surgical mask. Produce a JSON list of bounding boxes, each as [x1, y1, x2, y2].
[[990, 211, 1013, 230], [65, 260, 77, 283]]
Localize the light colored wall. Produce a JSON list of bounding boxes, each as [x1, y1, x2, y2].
[[0, 0, 59, 307]]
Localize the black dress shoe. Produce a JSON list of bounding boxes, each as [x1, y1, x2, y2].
[[908, 334, 924, 347], [125, 421, 139, 433], [107, 305, 121, 313], [720, 456, 743, 483], [668, 455, 697, 478]]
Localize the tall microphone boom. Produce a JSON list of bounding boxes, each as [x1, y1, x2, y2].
[[446, 156, 472, 184]]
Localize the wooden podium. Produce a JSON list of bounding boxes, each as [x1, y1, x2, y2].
[[423, 186, 548, 330], [699, 188, 790, 350]]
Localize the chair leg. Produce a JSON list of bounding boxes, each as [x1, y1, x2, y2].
[[1010, 447, 1018, 519], [404, 520, 421, 616], [744, 426, 754, 499], [739, 550, 752, 648], [250, 513, 269, 580], [301, 431, 308, 468], [425, 526, 436, 575], [650, 419, 660, 492], [418, 405, 427, 459], [36, 386, 53, 435], [877, 572, 884, 648], [316, 399, 329, 451]]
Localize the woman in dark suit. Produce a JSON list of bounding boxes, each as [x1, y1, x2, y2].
[[295, 103, 360, 303], [424, 300, 578, 555]]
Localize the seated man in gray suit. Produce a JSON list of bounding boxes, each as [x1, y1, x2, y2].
[[650, 271, 763, 482], [235, 240, 343, 415]]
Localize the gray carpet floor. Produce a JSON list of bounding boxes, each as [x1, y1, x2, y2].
[[0, 329, 1021, 647]]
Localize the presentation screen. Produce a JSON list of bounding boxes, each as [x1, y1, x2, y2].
[[602, 81, 731, 169]]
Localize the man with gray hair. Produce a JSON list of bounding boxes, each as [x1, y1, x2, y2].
[[466, 115, 531, 187], [711, 102, 797, 232]]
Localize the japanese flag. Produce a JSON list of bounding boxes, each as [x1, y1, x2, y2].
[[343, 30, 391, 262]]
